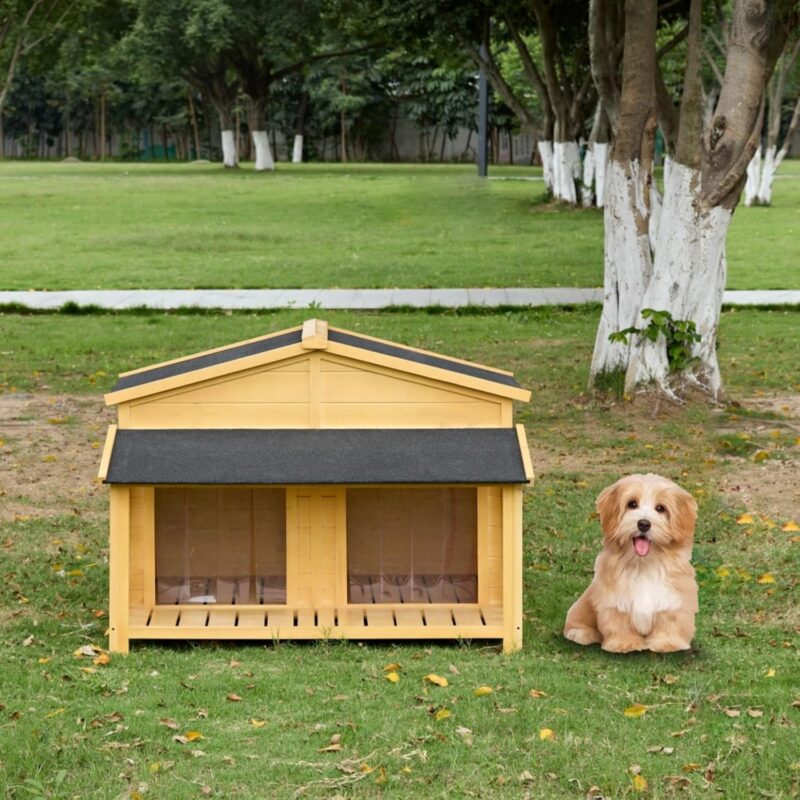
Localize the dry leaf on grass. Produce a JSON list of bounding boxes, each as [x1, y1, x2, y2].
[[473, 686, 493, 697], [159, 718, 179, 730], [782, 521, 799, 532], [424, 674, 448, 687], [632, 774, 648, 792], [624, 704, 648, 718], [747, 708, 764, 718], [251, 719, 266, 728], [528, 689, 547, 699], [765, 668, 776, 678], [757, 574, 775, 585], [384, 662, 401, 672], [736, 513, 755, 524], [434, 708, 451, 721], [319, 733, 342, 753], [385, 671, 400, 684], [226, 693, 243, 702], [539, 728, 555, 741]]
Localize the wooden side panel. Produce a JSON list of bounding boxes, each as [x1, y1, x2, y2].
[[484, 487, 503, 605], [313, 489, 341, 607], [127, 360, 311, 429], [289, 489, 313, 607], [319, 356, 504, 428], [128, 487, 154, 611], [108, 486, 130, 654]]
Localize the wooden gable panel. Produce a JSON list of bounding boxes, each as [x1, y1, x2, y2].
[[319, 355, 508, 428], [127, 358, 311, 429]]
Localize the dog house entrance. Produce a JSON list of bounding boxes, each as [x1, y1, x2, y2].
[[346, 487, 478, 603], [155, 488, 287, 604]]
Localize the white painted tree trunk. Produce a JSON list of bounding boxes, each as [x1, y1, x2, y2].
[[292, 134, 303, 163], [537, 140, 554, 192], [625, 162, 731, 397], [755, 145, 776, 205], [552, 141, 580, 203], [221, 129, 238, 168], [594, 143, 609, 208], [744, 147, 762, 206], [589, 159, 653, 383], [581, 144, 596, 207], [252, 130, 275, 171], [649, 181, 662, 253]]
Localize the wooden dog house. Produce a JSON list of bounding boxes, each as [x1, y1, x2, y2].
[[99, 319, 532, 653]]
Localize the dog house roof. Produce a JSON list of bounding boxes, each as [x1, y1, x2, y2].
[[104, 319, 531, 405], [100, 427, 532, 485]]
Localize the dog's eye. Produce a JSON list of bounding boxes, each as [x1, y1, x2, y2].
[[655, 504, 666, 513], [627, 500, 638, 509]]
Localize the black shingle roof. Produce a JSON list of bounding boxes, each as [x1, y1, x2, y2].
[[104, 428, 528, 485]]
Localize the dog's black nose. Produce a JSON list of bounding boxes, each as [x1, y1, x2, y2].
[[637, 519, 651, 533]]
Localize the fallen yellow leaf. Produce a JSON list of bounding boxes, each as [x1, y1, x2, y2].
[[781, 521, 800, 532], [765, 668, 776, 678], [37, 657, 51, 664], [434, 708, 452, 721], [539, 728, 555, 741], [250, 719, 266, 728], [383, 662, 401, 672], [682, 763, 702, 773], [715, 566, 730, 578], [736, 513, 754, 525], [226, 693, 243, 702], [424, 673, 448, 687], [385, 671, 400, 683], [624, 704, 648, 718], [757, 573, 775, 584], [185, 731, 204, 742], [528, 689, 547, 699], [632, 774, 648, 792], [92, 653, 110, 666], [473, 686, 493, 697]]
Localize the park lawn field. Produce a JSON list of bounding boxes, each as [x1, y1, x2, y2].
[[1, 307, 799, 799], [0, 160, 798, 292]]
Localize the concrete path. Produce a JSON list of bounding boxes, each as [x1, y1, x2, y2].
[[0, 288, 797, 310]]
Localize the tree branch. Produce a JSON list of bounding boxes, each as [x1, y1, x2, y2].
[[589, 0, 620, 129], [703, 47, 724, 86], [657, 24, 688, 60], [655, 59, 679, 155]]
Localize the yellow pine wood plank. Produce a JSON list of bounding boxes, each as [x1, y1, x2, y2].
[[128, 402, 310, 429], [140, 488, 156, 610], [130, 607, 149, 627], [326, 324, 515, 376], [149, 607, 180, 627], [515, 424, 535, 483], [301, 318, 329, 350], [320, 402, 502, 428], [267, 608, 294, 627], [394, 607, 424, 627], [340, 608, 366, 627], [481, 606, 504, 626], [117, 324, 303, 377], [317, 608, 336, 629], [108, 486, 130, 653], [297, 608, 315, 627], [105, 342, 309, 405], [208, 608, 237, 627], [325, 341, 530, 402], [237, 609, 267, 629], [366, 608, 394, 628], [179, 608, 209, 627], [97, 425, 117, 480], [452, 607, 483, 626], [423, 607, 454, 627]]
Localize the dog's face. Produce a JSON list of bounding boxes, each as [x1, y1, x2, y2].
[[596, 474, 697, 558]]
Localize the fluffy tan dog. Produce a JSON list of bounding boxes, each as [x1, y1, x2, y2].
[[564, 474, 698, 653]]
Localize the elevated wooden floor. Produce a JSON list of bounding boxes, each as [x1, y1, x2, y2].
[[129, 604, 504, 641]]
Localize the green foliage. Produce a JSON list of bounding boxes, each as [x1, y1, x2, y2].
[[610, 308, 702, 373]]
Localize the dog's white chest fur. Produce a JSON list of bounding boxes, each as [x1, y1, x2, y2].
[[613, 563, 681, 636]]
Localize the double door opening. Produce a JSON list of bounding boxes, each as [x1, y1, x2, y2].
[[154, 486, 478, 607]]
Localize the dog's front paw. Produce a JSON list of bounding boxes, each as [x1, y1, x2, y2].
[[601, 637, 646, 653], [564, 626, 602, 646], [646, 637, 691, 653]]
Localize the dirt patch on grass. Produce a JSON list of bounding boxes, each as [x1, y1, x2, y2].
[[0, 392, 113, 522]]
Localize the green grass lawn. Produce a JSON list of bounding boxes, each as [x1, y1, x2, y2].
[[1, 307, 799, 798], [0, 160, 798, 292]]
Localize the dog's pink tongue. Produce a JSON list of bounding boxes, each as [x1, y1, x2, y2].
[[634, 537, 651, 557]]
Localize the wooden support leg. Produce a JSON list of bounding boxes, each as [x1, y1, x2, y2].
[[109, 486, 130, 654], [502, 486, 523, 653]]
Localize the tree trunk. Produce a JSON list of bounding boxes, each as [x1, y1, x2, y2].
[[537, 140, 554, 191], [589, 0, 658, 385], [99, 94, 106, 161], [252, 130, 274, 171], [743, 146, 762, 205], [187, 90, 201, 160]]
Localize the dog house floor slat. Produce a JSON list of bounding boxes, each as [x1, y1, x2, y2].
[[179, 608, 209, 628], [422, 607, 454, 627], [131, 604, 504, 640], [149, 607, 180, 627], [238, 609, 267, 628], [394, 607, 424, 627], [208, 609, 237, 627], [366, 607, 395, 628], [266, 608, 294, 628]]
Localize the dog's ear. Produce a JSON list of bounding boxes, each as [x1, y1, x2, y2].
[[670, 486, 698, 542], [596, 480, 623, 537]]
